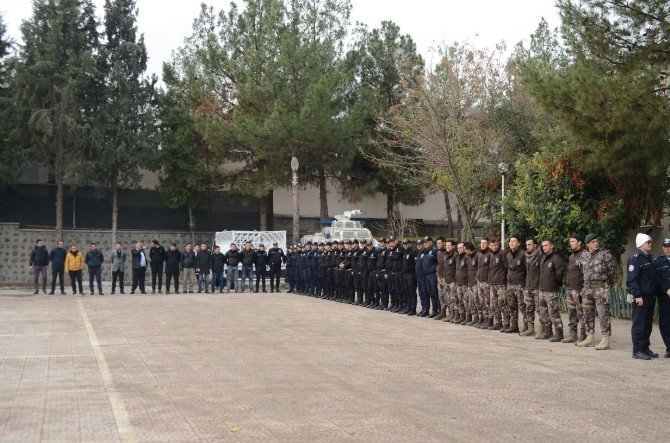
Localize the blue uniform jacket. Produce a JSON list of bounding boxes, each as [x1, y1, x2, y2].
[[422, 246, 438, 275], [626, 250, 655, 297]]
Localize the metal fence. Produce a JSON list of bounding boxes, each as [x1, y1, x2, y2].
[[558, 287, 656, 320]]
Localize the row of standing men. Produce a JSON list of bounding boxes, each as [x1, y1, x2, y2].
[[284, 233, 670, 358]]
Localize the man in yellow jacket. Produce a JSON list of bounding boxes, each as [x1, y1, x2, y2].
[[65, 244, 84, 295]]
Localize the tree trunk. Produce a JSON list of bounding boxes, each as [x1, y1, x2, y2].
[[386, 192, 394, 220], [55, 167, 63, 240], [72, 187, 77, 231], [111, 183, 118, 247], [267, 189, 274, 230], [456, 202, 464, 241], [318, 168, 328, 219], [188, 205, 196, 246], [443, 190, 454, 238], [259, 193, 268, 231]]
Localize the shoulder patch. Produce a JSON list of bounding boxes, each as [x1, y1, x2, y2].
[[628, 264, 635, 272]]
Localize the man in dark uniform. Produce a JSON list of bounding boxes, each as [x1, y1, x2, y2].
[[149, 240, 166, 294], [627, 233, 657, 360], [389, 237, 404, 313], [415, 240, 429, 316], [267, 242, 285, 293], [325, 242, 336, 299], [655, 238, 670, 358], [316, 243, 327, 298], [366, 241, 379, 308], [385, 237, 398, 311], [376, 238, 389, 309], [423, 237, 440, 318], [286, 246, 295, 292], [350, 240, 362, 304], [298, 243, 308, 294], [343, 240, 355, 303], [401, 240, 417, 315], [336, 241, 347, 301], [357, 240, 369, 305]]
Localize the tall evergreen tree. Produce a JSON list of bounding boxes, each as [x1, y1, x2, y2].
[[346, 21, 426, 218], [0, 15, 22, 192], [15, 0, 100, 239], [516, 5, 670, 223], [93, 0, 156, 245]]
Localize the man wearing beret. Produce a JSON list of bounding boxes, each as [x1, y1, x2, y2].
[[576, 233, 617, 350]]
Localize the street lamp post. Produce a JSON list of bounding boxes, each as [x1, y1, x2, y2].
[[498, 162, 509, 248], [291, 156, 300, 244]]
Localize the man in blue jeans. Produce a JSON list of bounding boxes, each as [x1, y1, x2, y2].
[[210, 245, 225, 293], [240, 241, 256, 292], [196, 243, 212, 293], [224, 243, 241, 293]]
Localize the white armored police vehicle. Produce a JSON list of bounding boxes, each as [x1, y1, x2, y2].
[[300, 210, 375, 244]]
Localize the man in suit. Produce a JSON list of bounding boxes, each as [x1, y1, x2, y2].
[[110, 241, 127, 294], [131, 242, 148, 294]]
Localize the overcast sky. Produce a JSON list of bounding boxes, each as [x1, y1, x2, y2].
[[1, 0, 560, 79]]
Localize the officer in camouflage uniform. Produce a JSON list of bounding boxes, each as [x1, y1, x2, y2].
[[476, 238, 491, 328], [521, 237, 542, 337], [465, 242, 479, 325], [576, 233, 617, 350], [564, 236, 587, 343], [453, 242, 469, 324], [488, 239, 507, 330], [436, 237, 449, 320], [505, 235, 526, 334], [537, 238, 565, 342], [443, 240, 457, 322]]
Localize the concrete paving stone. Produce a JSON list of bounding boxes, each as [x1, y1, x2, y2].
[[1, 290, 669, 442]]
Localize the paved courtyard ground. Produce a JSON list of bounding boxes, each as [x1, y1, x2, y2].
[[0, 287, 668, 442]]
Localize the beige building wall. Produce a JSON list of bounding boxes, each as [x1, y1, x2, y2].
[[273, 179, 458, 222]]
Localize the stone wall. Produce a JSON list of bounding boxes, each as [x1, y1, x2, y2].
[[0, 223, 215, 284]]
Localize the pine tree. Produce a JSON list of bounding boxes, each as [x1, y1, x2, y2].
[[15, 0, 100, 239], [93, 0, 156, 245], [0, 14, 22, 192], [345, 21, 426, 219]]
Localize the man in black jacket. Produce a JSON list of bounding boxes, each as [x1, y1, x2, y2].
[[240, 242, 256, 292], [131, 242, 148, 294], [29, 239, 50, 294], [196, 243, 212, 293], [149, 240, 166, 294], [267, 242, 285, 293], [181, 244, 196, 293], [224, 243, 241, 293], [165, 243, 182, 294], [49, 240, 67, 295], [85, 242, 105, 295], [211, 245, 226, 293]]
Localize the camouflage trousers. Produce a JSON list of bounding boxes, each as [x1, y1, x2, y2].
[[490, 284, 506, 325], [456, 285, 468, 315], [446, 282, 456, 315], [438, 277, 448, 307], [478, 281, 490, 320], [581, 287, 611, 334], [523, 289, 539, 323], [565, 289, 585, 335], [504, 285, 524, 328], [468, 286, 480, 320], [539, 290, 564, 330]]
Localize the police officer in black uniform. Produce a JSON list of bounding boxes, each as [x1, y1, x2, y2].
[[402, 240, 417, 315], [376, 238, 389, 310], [654, 237, 670, 358], [357, 240, 369, 305], [627, 233, 657, 360], [367, 242, 380, 308]]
